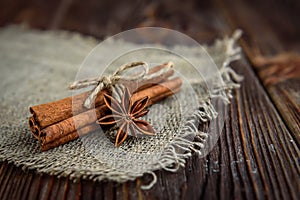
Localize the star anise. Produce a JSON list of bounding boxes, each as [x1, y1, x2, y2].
[[97, 87, 155, 146]]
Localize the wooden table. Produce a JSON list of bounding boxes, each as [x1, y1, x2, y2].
[[0, 0, 299, 199]]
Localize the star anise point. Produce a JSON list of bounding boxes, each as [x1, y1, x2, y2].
[[97, 87, 155, 146]]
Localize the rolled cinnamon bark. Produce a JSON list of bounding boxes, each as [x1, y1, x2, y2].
[[41, 79, 182, 150], [41, 123, 100, 151], [150, 87, 180, 104], [30, 63, 174, 130], [41, 92, 182, 151], [40, 77, 182, 147], [28, 116, 40, 140]]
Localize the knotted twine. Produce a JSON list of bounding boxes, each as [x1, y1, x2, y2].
[[69, 61, 174, 108], [0, 25, 243, 189]]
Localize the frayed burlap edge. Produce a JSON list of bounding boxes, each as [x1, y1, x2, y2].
[[0, 26, 242, 189], [140, 30, 243, 189]]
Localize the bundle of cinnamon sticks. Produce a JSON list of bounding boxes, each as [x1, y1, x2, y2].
[[29, 63, 182, 151]]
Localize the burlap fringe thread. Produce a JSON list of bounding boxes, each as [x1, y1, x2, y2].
[[0, 27, 243, 190], [140, 30, 243, 189]]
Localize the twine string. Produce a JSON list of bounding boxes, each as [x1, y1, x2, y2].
[[69, 61, 173, 108]]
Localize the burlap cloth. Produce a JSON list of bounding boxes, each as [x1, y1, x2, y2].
[[0, 25, 242, 188]]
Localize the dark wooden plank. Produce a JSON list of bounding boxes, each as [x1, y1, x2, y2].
[[26, 173, 42, 200], [0, 163, 14, 199], [55, 178, 70, 200], [4, 167, 23, 200], [65, 179, 80, 200], [0, 0, 27, 26], [0, 0, 62, 30], [215, 0, 300, 55], [38, 176, 55, 200], [1, 166, 18, 200], [233, 59, 299, 199], [13, 170, 30, 200], [48, 176, 61, 200], [0, 58, 299, 198], [0, 0, 299, 199], [0, 0, 228, 41], [93, 181, 105, 200], [19, 171, 34, 200], [254, 55, 300, 143], [81, 180, 94, 200], [216, 0, 300, 143], [0, 163, 9, 190]]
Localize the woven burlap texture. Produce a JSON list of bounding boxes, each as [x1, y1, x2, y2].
[[0, 25, 242, 188]]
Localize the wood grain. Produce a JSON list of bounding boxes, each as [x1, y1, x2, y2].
[[216, 0, 300, 143], [0, 0, 299, 199], [0, 56, 299, 200]]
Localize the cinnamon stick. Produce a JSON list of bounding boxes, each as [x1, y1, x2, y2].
[[30, 63, 174, 130], [28, 116, 40, 140], [40, 104, 108, 144], [40, 77, 182, 150], [41, 124, 99, 151]]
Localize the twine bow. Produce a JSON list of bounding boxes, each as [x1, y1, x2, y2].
[[69, 61, 173, 108]]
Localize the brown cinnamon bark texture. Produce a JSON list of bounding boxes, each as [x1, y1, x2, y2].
[[30, 63, 174, 131], [40, 77, 182, 150], [41, 124, 100, 151], [28, 63, 182, 150], [28, 116, 42, 141]]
